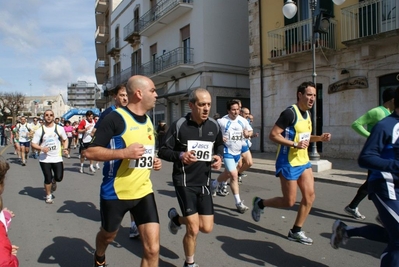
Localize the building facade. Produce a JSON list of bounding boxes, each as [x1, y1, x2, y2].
[[249, 0, 399, 158], [67, 81, 100, 110], [95, 0, 251, 128], [20, 95, 68, 119]]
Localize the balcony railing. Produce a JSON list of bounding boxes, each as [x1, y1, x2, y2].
[[341, 0, 399, 43], [139, 0, 193, 33], [123, 19, 140, 43], [140, 47, 193, 76], [267, 18, 337, 59], [107, 38, 121, 55], [107, 47, 194, 88]]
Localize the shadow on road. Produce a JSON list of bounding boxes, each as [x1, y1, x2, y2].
[[37, 236, 94, 266], [112, 226, 180, 266], [216, 236, 329, 266], [57, 200, 100, 222], [18, 186, 45, 201]]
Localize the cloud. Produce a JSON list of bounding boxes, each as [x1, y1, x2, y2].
[[41, 56, 73, 84], [0, 1, 42, 54]]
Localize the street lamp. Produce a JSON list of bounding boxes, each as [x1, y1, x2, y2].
[[282, 0, 345, 160]]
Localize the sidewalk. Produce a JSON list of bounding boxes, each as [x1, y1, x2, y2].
[[247, 151, 366, 187]]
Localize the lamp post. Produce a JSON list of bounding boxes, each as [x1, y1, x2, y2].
[[282, 0, 345, 160]]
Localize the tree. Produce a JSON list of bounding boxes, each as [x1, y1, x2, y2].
[[0, 92, 25, 123]]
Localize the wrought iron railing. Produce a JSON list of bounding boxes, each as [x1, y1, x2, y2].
[[139, 0, 193, 32], [123, 19, 140, 40], [140, 47, 193, 76], [267, 17, 337, 58], [341, 0, 398, 42], [107, 47, 194, 88]]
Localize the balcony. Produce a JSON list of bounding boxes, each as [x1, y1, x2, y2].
[[107, 38, 121, 58], [139, 0, 194, 36], [267, 17, 337, 63], [95, 59, 108, 73], [95, 26, 109, 43], [95, 41, 106, 58], [95, 0, 109, 13], [140, 47, 194, 83], [95, 12, 106, 26], [341, 0, 399, 45], [106, 47, 194, 88], [123, 19, 140, 45]]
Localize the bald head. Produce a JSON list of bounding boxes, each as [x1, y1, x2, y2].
[[126, 75, 153, 95]]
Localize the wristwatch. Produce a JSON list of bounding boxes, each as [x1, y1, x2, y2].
[[293, 142, 298, 148]]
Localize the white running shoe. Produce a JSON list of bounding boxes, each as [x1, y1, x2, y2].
[[90, 165, 96, 173], [45, 194, 54, 204], [79, 167, 84, 173], [236, 201, 249, 214], [96, 163, 101, 170]]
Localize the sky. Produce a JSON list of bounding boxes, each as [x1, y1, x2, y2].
[[0, 0, 97, 101]]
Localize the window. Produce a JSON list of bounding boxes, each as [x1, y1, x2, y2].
[[181, 25, 191, 64]]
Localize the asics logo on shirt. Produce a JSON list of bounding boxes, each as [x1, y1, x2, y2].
[[129, 126, 139, 131]]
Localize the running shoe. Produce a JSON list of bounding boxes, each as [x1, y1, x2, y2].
[[167, 207, 181, 235], [238, 175, 242, 184], [67, 154, 71, 159], [21, 161, 26, 166], [236, 201, 249, 214], [330, 219, 348, 249], [183, 262, 199, 267], [344, 205, 365, 220], [251, 197, 264, 222], [210, 179, 218, 197], [216, 184, 229, 196], [79, 167, 84, 173], [90, 165, 96, 173], [288, 230, 313, 245], [45, 194, 54, 204], [96, 163, 101, 170], [129, 224, 140, 239]]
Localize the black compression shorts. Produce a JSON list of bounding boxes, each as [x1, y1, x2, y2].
[[100, 193, 159, 232], [175, 186, 214, 217]]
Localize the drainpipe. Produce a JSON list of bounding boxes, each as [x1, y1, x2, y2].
[[258, 0, 265, 152]]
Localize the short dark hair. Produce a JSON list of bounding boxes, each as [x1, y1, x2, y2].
[[226, 99, 240, 111], [85, 110, 94, 117], [383, 87, 395, 103], [297, 81, 316, 100]]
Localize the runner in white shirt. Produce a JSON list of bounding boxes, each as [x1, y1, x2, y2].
[[31, 109, 68, 204], [211, 99, 252, 213]]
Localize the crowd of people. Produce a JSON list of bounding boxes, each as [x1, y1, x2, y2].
[[1, 75, 397, 267]]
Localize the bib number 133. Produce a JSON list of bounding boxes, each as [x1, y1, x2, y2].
[[129, 145, 155, 169]]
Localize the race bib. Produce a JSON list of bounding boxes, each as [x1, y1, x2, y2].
[[299, 132, 311, 141], [44, 137, 59, 152], [129, 145, 155, 169], [187, 140, 213, 162], [230, 131, 243, 142]]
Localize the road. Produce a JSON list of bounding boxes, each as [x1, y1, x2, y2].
[[1, 146, 384, 267]]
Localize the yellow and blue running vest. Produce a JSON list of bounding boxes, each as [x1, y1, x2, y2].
[[276, 104, 312, 167], [101, 108, 155, 200]]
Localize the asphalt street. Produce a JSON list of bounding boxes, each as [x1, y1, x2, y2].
[[1, 145, 384, 267]]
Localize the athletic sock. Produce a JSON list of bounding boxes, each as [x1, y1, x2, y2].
[[257, 199, 265, 209], [292, 225, 301, 233]]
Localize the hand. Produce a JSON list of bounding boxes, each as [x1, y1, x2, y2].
[[11, 245, 18, 256], [2, 207, 15, 218], [125, 143, 145, 159], [243, 130, 250, 138], [321, 133, 331, 142], [211, 155, 222, 170], [41, 146, 50, 154], [153, 157, 162, 171], [297, 140, 309, 149], [63, 149, 69, 155], [181, 150, 198, 165]]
